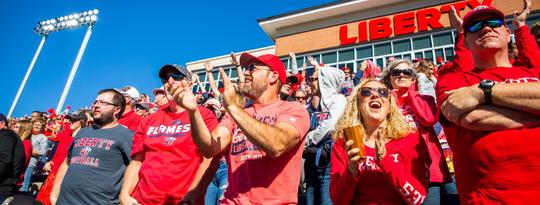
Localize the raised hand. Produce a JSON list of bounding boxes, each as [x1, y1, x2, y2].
[[166, 77, 198, 112], [289, 52, 296, 59], [449, 6, 463, 33], [513, 0, 531, 28], [307, 56, 319, 68], [230, 52, 239, 66], [204, 61, 213, 72], [219, 68, 240, 109], [375, 128, 386, 162]]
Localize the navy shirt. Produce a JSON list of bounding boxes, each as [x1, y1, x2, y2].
[[57, 124, 133, 205]]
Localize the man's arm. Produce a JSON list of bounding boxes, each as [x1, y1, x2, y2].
[[119, 154, 143, 205], [459, 105, 540, 131], [492, 82, 540, 114], [225, 105, 301, 158], [181, 156, 220, 204], [50, 159, 69, 205], [188, 109, 232, 158]]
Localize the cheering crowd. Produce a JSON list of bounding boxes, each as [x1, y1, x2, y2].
[[1, 2, 540, 204]]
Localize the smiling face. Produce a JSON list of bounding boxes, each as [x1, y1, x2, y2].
[[240, 63, 272, 98], [465, 14, 510, 55], [357, 81, 390, 125], [389, 62, 414, 90]]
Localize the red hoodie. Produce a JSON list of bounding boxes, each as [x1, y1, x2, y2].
[[330, 133, 429, 205]]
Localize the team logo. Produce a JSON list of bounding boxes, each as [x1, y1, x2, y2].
[[163, 137, 177, 146]]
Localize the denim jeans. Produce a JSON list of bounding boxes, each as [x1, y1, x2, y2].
[[304, 159, 333, 205], [19, 166, 35, 192], [205, 161, 228, 205], [423, 177, 459, 205]]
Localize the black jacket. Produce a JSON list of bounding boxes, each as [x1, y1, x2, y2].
[[0, 129, 25, 196]]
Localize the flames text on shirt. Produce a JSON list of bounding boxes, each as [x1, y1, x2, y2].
[[146, 121, 191, 146], [70, 137, 116, 167]]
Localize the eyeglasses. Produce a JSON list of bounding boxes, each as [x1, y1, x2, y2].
[[92, 100, 118, 107], [360, 87, 390, 98], [466, 18, 504, 33], [247, 64, 271, 73], [161, 73, 185, 83], [390, 69, 413, 77]]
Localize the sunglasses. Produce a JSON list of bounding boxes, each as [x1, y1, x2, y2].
[[161, 73, 185, 83], [466, 18, 504, 33], [247, 64, 271, 72], [294, 96, 307, 100], [390, 69, 413, 77], [360, 87, 390, 98]]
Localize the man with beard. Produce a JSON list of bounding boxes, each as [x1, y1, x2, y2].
[[120, 64, 219, 205], [169, 53, 310, 204], [50, 89, 133, 205]]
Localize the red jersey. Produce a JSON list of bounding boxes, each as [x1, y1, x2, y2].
[[436, 66, 540, 204], [49, 126, 74, 173], [330, 133, 429, 205], [18, 139, 32, 187], [119, 110, 143, 132], [130, 106, 218, 205], [218, 100, 310, 205], [398, 88, 450, 183]]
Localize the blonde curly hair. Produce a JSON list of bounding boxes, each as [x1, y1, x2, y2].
[[332, 78, 415, 141]]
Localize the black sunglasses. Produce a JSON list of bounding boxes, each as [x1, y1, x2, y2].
[[467, 18, 504, 33], [390, 69, 413, 77], [161, 73, 185, 83], [246, 64, 271, 73], [360, 87, 390, 98]]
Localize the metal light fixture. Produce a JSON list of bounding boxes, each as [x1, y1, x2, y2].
[[8, 9, 100, 118], [34, 9, 99, 36]]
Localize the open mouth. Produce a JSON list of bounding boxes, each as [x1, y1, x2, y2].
[[369, 101, 382, 109]]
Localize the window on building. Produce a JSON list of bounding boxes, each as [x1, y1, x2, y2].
[[281, 59, 289, 70], [414, 52, 423, 59], [376, 58, 384, 68], [393, 39, 411, 53], [306, 66, 316, 78], [445, 47, 454, 62], [374, 43, 391, 56], [433, 32, 453, 47], [339, 49, 355, 61], [357, 46, 372, 59], [435, 49, 444, 62], [211, 70, 220, 81], [413, 36, 432, 50], [322, 52, 337, 64], [296, 57, 304, 68], [424, 50, 434, 62], [230, 67, 239, 79]]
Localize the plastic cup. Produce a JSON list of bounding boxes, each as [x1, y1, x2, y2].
[[343, 125, 365, 157]]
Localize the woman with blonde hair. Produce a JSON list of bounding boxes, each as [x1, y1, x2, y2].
[[14, 120, 34, 188], [329, 78, 429, 205]]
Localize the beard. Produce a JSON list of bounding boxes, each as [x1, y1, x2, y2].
[[93, 110, 115, 126], [240, 78, 268, 99]]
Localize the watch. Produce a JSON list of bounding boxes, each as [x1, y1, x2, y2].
[[479, 79, 495, 104]]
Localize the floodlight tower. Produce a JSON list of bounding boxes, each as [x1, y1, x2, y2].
[[7, 9, 99, 118]]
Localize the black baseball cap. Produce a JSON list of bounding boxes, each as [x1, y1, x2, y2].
[[159, 64, 191, 81]]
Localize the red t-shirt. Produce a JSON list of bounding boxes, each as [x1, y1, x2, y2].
[[436, 66, 540, 204], [218, 100, 310, 205], [119, 110, 143, 132], [50, 126, 74, 173], [398, 89, 450, 183], [330, 133, 429, 205], [18, 139, 33, 187], [130, 106, 218, 205]]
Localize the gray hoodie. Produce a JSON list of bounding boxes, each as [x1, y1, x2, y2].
[[306, 67, 348, 146]]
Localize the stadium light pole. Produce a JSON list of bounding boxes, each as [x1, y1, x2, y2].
[[6, 9, 99, 118]]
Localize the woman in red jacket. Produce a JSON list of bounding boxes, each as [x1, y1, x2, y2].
[[330, 78, 429, 205], [381, 60, 452, 204]]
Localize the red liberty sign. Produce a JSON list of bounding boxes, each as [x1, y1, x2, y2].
[[339, 0, 493, 46]]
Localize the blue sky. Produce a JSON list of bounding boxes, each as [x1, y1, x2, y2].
[[1, 0, 333, 117]]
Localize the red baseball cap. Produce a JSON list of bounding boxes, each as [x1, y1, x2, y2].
[[462, 5, 505, 31], [240, 53, 286, 84]]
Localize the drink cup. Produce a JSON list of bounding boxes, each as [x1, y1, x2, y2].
[[343, 125, 365, 157]]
